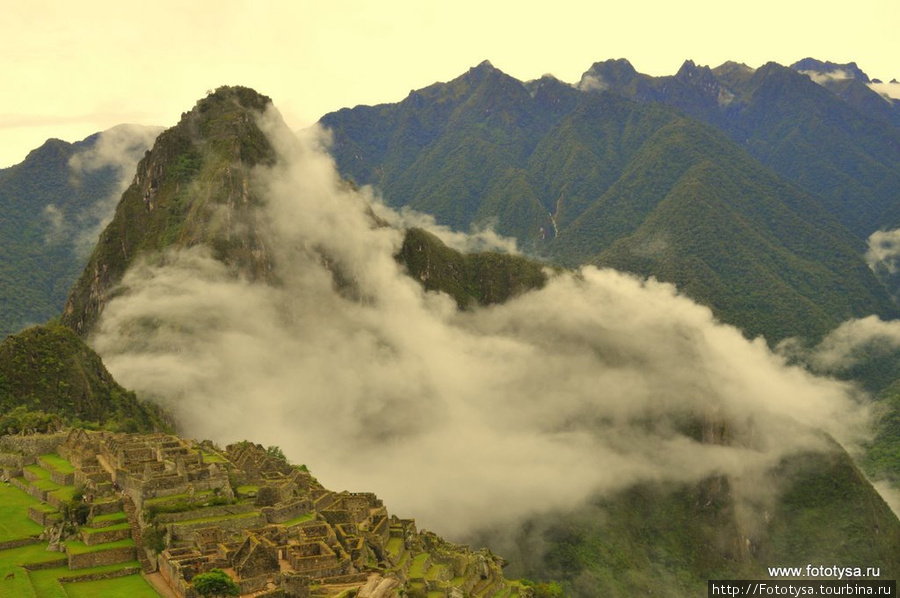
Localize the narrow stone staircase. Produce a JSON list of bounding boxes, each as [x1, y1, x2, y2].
[[122, 494, 154, 573]]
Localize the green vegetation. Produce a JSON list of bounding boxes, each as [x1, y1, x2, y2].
[[191, 568, 239, 597], [322, 61, 900, 343], [862, 381, 900, 484], [498, 444, 900, 597], [0, 483, 44, 541], [28, 561, 146, 598], [38, 454, 74, 474], [398, 228, 547, 309], [282, 512, 315, 527], [62, 575, 160, 598], [0, 137, 120, 339], [64, 538, 134, 556], [61, 86, 277, 336], [0, 324, 172, 434]]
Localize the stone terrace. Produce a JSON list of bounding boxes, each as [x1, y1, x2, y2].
[[3, 431, 530, 598]]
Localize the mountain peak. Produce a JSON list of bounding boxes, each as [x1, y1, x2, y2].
[[675, 59, 715, 83], [578, 58, 638, 92], [791, 58, 871, 83]]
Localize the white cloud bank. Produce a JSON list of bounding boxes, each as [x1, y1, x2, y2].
[[88, 108, 872, 538]]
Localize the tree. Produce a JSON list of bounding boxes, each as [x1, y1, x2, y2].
[[192, 569, 239, 597]]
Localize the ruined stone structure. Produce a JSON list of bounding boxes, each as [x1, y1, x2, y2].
[[1, 430, 527, 597]]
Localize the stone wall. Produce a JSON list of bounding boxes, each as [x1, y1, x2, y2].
[[0, 452, 26, 469], [67, 545, 137, 569], [0, 433, 66, 456], [262, 498, 312, 524], [0, 537, 42, 550], [28, 505, 60, 526], [81, 526, 132, 546], [168, 512, 267, 541], [57, 565, 141, 583], [156, 503, 257, 524]]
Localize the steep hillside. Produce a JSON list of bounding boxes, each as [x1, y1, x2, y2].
[[61, 87, 278, 335], [0, 128, 158, 338], [0, 324, 171, 434], [490, 443, 900, 597], [581, 58, 900, 236], [397, 227, 547, 308], [0, 430, 527, 598], [320, 62, 898, 341], [49, 85, 900, 598]]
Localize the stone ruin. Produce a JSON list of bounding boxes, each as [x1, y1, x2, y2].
[[1, 429, 526, 598]]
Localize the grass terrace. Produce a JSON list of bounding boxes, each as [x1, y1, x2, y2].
[[175, 510, 261, 526], [65, 538, 134, 555], [386, 536, 404, 560], [143, 490, 214, 506], [282, 512, 315, 527], [409, 553, 429, 578], [198, 449, 228, 464], [91, 512, 127, 525], [62, 574, 161, 598], [236, 484, 258, 498], [0, 542, 68, 569], [0, 483, 44, 541], [38, 454, 75, 474], [28, 561, 145, 598], [81, 522, 131, 534]]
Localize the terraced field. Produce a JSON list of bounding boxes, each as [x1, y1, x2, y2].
[[0, 454, 161, 597]]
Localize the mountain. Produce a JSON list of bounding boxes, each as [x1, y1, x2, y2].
[[487, 443, 900, 596], [0, 429, 528, 598], [46, 84, 900, 598], [582, 58, 900, 235], [398, 227, 547, 308], [0, 324, 171, 434], [61, 87, 278, 336], [0, 125, 160, 339], [319, 61, 899, 342]]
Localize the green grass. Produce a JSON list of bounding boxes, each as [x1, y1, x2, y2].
[[174, 510, 260, 526], [28, 561, 144, 598], [236, 485, 258, 496], [0, 563, 36, 597], [91, 512, 127, 524], [24, 465, 51, 481], [38, 454, 74, 474], [0, 542, 68, 567], [62, 575, 161, 598], [81, 522, 131, 534], [426, 563, 448, 581], [198, 450, 227, 464], [386, 536, 404, 560], [26, 568, 67, 598], [65, 538, 134, 555], [282, 512, 315, 527], [143, 490, 212, 506], [0, 483, 44, 541], [409, 553, 430, 578]]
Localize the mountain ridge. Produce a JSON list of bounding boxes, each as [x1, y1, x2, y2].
[[320, 60, 900, 341]]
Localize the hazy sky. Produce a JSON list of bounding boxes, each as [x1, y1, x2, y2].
[[1, 0, 897, 168]]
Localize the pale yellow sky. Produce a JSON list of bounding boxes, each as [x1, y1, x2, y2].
[[1, 0, 897, 168]]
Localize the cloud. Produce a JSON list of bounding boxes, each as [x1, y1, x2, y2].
[[797, 68, 854, 85], [865, 228, 900, 274], [42, 204, 66, 245], [781, 315, 900, 374], [374, 205, 520, 255], [576, 73, 608, 92], [88, 108, 871, 540], [67, 124, 163, 256], [867, 82, 900, 101]]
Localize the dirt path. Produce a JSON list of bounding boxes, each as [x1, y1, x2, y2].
[[144, 572, 179, 598]]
